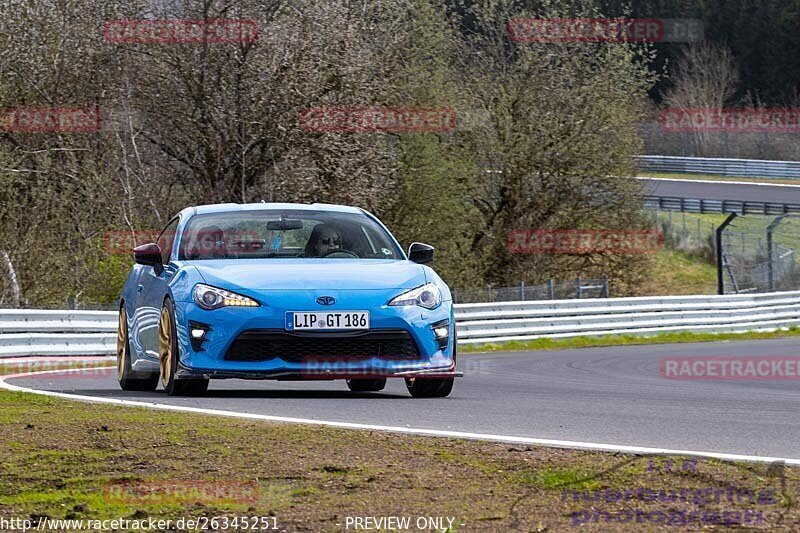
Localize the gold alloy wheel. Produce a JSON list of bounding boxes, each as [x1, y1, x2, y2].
[[159, 306, 173, 389], [116, 308, 126, 382]]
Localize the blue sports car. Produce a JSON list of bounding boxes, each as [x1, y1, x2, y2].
[[117, 202, 459, 397]]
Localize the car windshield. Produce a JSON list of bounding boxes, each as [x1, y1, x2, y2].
[[178, 209, 403, 260]]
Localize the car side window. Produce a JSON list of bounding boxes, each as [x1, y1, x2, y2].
[[157, 218, 180, 264]]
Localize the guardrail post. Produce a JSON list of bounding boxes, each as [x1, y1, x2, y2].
[[548, 279, 554, 299], [601, 275, 609, 297], [768, 230, 774, 291], [576, 276, 582, 299], [519, 281, 525, 300], [767, 215, 789, 291], [716, 213, 738, 294]]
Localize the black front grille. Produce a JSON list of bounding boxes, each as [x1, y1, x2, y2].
[[224, 329, 421, 362]]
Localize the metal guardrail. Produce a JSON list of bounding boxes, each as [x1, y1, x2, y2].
[[0, 333, 117, 357], [0, 310, 117, 333], [636, 155, 800, 179], [644, 195, 800, 215], [0, 310, 116, 357], [455, 290, 800, 344], [2, 292, 800, 354]]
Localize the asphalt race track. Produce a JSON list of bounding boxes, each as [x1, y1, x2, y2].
[[5, 338, 800, 462], [638, 177, 800, 204]]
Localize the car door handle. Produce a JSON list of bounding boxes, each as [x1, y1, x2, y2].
[[137, 284, 144, 293]]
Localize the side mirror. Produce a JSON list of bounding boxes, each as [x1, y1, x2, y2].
[[408, 242, 434, 264], [134, 243, 163, 273]]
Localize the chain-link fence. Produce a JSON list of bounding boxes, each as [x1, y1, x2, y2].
[[651, 209, 716, 255], [648, 209, 800, 293], [452, 277, 609, 303], [640, 121, 800, 161], [719, 215, 800, 293]]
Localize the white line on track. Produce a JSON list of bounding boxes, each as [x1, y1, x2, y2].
[[2, 367, 798, 466], [635, 176, 800, 188]]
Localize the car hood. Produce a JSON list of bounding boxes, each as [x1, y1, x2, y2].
[[188, 259, 427, 291]]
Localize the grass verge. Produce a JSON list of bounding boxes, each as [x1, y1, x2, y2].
[[460, 327, 800, 353], [639, 249, 718, 296], [0, 386, 798, 531]]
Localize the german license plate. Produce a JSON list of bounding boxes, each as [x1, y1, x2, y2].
[[285, 311, 370, 331]]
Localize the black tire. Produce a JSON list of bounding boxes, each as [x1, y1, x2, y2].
[[117, 305, 158, 391], [405, 377, 454, 398], [159, 299, 209, 396], [346, 378, 387, 392]]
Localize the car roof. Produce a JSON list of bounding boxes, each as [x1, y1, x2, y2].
[[184, 202, 365, 217]]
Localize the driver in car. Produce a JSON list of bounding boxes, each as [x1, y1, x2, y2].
[[304, 224, 345, 257]]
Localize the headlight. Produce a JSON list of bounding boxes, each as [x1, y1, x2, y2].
[[193, 284, 259, 310], [388, 283, 442, 309]]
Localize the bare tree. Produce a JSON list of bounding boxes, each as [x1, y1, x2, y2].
[[0, 250, 20, 307], [664, 42, 740, 155]]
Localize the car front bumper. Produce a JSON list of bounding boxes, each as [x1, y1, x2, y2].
[[172, 295, 458, 380]]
